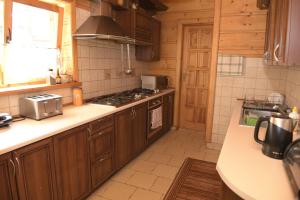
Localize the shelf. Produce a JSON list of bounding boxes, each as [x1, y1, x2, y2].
[[0, 82, 82, 96]]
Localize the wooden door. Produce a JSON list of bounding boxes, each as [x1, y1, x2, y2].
[[0, 153, 18, 200], [53, 124, 91, 200], [13, 138, 57, 200], [114, 108, 133, 169], [132, 103, 147, 156], [179, 25, 213, 131]]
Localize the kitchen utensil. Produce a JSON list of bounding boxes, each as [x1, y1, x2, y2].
[[0, 113, 12, 127], [125, 44, 133, 75], [254, 115, 294, 159], [283, 139, 300, 199]]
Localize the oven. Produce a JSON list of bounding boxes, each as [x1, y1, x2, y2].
[[147, 96, 163, 142]]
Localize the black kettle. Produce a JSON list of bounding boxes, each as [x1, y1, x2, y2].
[[254, 115, 294, 159]]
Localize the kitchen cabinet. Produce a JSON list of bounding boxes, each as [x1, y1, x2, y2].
[[115, 103, 147, 169], [136, 17, 161, 61], [264, 0, 300, 66], [12, 138, 57, 200], [132, 103, 147, 156], [0, 153, 18, 200], [53, 124, 91, 200], [162, 92, 174, 133], [89, 115, 115, 189]]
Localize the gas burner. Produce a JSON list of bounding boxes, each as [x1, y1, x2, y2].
[[90, 88, 158, 107]]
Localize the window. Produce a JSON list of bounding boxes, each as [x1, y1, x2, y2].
[[1, 0, 66, 87]]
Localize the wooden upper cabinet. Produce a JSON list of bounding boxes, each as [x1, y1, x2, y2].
[[136, 17, 161, 61], [265, 0, 300, 66], [53, 124, 91, 200], [0, 153, 18, 200], [13, 138, 57, 200]]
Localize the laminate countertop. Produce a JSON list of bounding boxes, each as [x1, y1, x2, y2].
[[0, 89, 175, 156], [217, 100, 296, 200]]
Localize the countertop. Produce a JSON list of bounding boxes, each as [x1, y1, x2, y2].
[[0, 89, 175, 156], [217, 100, 296, 200]]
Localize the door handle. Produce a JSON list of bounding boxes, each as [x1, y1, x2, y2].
[[274, 44, 280, 63]]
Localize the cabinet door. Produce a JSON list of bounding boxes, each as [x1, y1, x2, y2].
[[132, 103, 147, 156], [136, 18, 161, 61], [0, 153, 18, 200], [13, 138, 57, 200], [162, 93, 174, 134], [115, 108, 133, 169], [53, 125, 91, 200], [91, 154, 114, 189]]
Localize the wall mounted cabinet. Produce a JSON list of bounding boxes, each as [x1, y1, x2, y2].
[[264, 0, 300, 66]]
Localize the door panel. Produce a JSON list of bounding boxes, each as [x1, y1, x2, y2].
[[115, 108, 133, 169], [180, 25, 213, 131], [13, 138, 57, 200], [53, 125, 91, 200], [132, 103, 147, 156], [0, 153, 18, 200]]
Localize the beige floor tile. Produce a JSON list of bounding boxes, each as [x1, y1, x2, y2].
[[147, 153, 172, 165], [150, 177, 172, 194], [136, 149, 154, 161], [111, 168, 136, 183], [184, 150, 206, 160], [204, 149, 220, 163], [86, 194, 108, 200], [126, 171, 158, 189], [129, 189, 162, 200], [168, 155, 187, 167], [100, 181, 136, 200], [152, 164, 179, 179], [129, 159, 158, 173]]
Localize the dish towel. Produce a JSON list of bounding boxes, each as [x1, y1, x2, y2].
[[151, 106, 162, 130]]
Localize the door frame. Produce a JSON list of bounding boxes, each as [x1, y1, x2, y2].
[[174, 0, 221, 143]]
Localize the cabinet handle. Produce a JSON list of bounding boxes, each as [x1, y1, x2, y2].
[[87, 127, 92, 136], [274, 44, 280, 62], [9, 159, 16, 177], [98, 158, 106, 163], [15, 157, 21, 176], [98, 131, 104, 136]]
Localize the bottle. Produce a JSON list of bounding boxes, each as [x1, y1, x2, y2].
[[55, 68, 62, 84], [46, 68, 56, 85], [289, 106, 300, 140], [73, 87, 83, 106]]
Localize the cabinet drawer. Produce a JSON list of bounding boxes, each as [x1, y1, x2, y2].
[[89, 126, 114, 162], [90, 115, 114, 134], [149, 97, 163, 108], [91, 155, 114, 189]]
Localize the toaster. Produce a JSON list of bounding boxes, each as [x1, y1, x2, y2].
[[19, 94, 63, 120], [141, 75, 168, 90]]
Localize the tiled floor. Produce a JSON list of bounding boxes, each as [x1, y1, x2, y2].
[[88, 129, 221, 200]]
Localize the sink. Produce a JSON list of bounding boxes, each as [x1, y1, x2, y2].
[[239, 108, 280, 127]]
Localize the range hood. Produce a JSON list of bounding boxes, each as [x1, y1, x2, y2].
[[73, 0, 147, 45]]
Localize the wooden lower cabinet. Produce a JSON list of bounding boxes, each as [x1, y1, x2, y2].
[[163, 92, 175, 133], [0, 153, 18, 200], [115, 103, 148, 169], [13, 138, 57, 200], [115, 108, 134, 169], [89, 120, 115, 189], [53, 124, 91, 200], [132, 103, 147, 156]]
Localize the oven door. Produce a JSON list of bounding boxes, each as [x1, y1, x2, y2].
[[148, 104, 163, 141]]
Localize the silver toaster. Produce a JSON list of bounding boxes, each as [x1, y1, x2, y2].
[[19, 94, 63, 120]]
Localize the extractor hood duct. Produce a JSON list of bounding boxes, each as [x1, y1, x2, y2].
[[73, 0, 136, 44]]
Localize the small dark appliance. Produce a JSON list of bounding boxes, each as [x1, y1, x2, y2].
[[0, 113, 13, 127], [254, 115, 294, 159], [283, 139, 300, 199]]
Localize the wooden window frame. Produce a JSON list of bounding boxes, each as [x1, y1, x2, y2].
[[0, 0, 81, 94]]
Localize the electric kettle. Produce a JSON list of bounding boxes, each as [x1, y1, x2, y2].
[[254, 115, 294, 159]]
